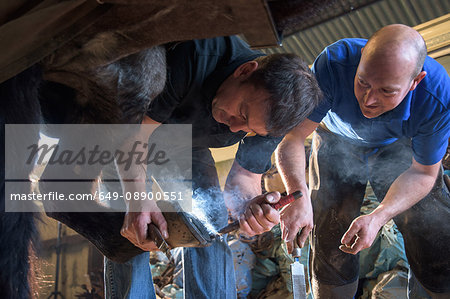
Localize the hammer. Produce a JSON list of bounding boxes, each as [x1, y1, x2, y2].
[[217, 190, 302, 236]]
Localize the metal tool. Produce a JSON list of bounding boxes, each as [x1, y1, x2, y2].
[[291, 237, 307, 299], [146, 200, 215, 260], [217, 190, 302, 236], [146, 176, 215, 260], [148, 223, 173, 261], [148, 176, 173, 260]]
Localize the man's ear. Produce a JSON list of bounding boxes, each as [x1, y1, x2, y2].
[[233, 61, 258, 79], [410, 71, 426, 91]]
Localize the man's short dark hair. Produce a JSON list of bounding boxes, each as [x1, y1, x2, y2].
[[245, 53, 323, 136]]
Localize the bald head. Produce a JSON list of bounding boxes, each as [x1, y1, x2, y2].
[[364, 24, 427, 79], [354, 25, 428, 118]]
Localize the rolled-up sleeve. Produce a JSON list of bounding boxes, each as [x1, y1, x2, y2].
[[235, 135, 283, 174], [412, 110, 450, 165]]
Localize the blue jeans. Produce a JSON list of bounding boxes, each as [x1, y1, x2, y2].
[[105, 240, 236, 299], [183, 235, 236, 298], [181, 148, 237, 298], [104, 252, 156, 299]]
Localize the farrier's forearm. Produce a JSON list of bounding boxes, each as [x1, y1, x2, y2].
[[116, 142, 148, 210], [275, 135, 309, 195], [224, 160, 262, 214], [370, 159, 440, 225], [116, 116, 161, 209], [275, 119, 319, 195]]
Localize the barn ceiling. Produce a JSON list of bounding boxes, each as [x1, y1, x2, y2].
[[261, 0, 450, 64], [1, 0, 448, 82]]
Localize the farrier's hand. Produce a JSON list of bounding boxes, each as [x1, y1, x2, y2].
[[285, 233, 304, 254], [339, 213, 384, 255], [121, 200, 168, 251], [280, 192, 313, 248], [239, 192, 281, 236]]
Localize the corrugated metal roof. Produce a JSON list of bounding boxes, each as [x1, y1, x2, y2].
[[262, 0, 450, 64]]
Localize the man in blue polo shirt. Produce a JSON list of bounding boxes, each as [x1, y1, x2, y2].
[[276, 24, 449, 298]]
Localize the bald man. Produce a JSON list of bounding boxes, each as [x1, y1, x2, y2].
[[275, 24, 450, 298]]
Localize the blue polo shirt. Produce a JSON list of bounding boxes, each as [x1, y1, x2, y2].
[[308, 38, 450, 165]]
